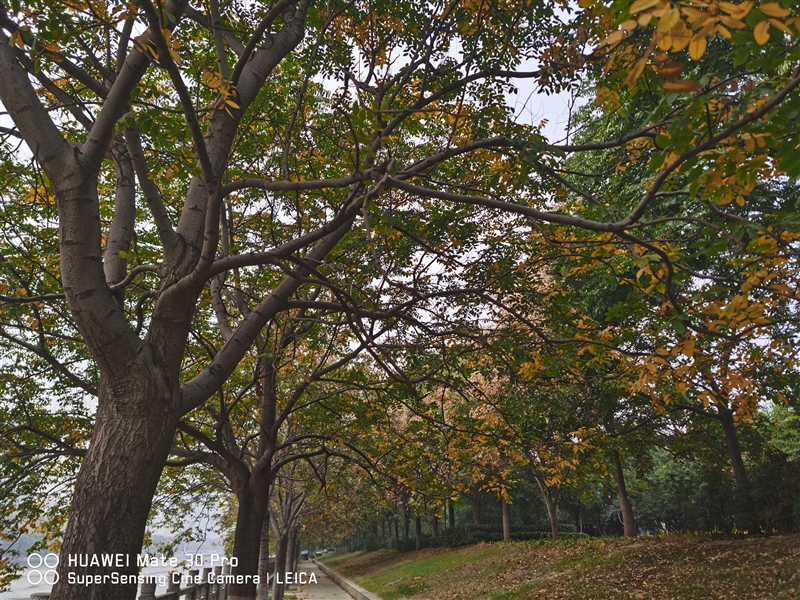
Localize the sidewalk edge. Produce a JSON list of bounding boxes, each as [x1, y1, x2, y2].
[[312, 559, 382, 600]]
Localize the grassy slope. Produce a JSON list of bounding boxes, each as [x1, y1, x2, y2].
[[320, 534, 800, 599]]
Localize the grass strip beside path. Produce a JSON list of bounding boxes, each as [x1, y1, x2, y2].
[[320, 534, 800, 599]]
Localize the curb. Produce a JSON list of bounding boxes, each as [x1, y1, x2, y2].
[[313, 559, 381, 600]]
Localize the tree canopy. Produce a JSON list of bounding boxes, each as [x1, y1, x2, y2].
[[1, 0, 800, 598]]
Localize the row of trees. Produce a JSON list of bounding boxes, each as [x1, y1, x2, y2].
[[1, 0, 800, 599]]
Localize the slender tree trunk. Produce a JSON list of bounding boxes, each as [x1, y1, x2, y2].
[[718, 407, 757, 530], [256, 512, 271, 600], [394, 517, 399, 547], [612, 450, 637, 537], [572, 507, 582, 534], [465, 489, 483, 524], [431, 516, 439, 538], [449, 499, 455, 528], [271, 530, 289, 600], [536, 478, 559, 541], [404, 508, 410, 540], [415, 515, 422, 551], [501, 499, 511, 542], [51, 369, 179, 600], [285, 530, 297, 574]]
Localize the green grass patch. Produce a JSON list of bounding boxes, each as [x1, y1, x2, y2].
[[321, 534, 800, 600], [356, 546, 502, 599]]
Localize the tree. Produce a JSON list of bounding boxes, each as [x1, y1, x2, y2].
[[0, 1, 568, 598]]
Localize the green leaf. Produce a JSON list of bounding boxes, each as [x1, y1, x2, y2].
[[733, 46, 751, 68]]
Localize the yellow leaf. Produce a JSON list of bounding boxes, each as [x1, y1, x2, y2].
[[720, 1, 753, 18], [682, 6, 704, 21], [670, 20, 692, 51], [760, 2, 790, 18], [658, 8, 680, 32], [12, 31, 24, 50], [42, 42, 61, 52], [600, 29, 625, 47], [625, 56, 648, 87], [630, 0, 661, 13], [768, 17, 794, 35], [226, 99, 240, 109], [621, 19, 638, 31], [719, 15, 747, 29], [689, 35, 707, 59], [754, 20, 771, 43]]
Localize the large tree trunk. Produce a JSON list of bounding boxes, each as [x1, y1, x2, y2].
[[449, 499, 455, 528], [501, 499, 511, 542], [718, 407, 757, 530], [51, 364, 179, 600], [415, 515, 422, 551], [612, 450, 637, 537], [229, 480, 270, 600]]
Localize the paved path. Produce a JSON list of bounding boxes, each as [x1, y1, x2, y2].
[[292, 561, 354, 600]]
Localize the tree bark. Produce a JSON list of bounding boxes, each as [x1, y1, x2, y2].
[[415, 515, 422, 551], [718, 407, 757, 530], [256, 512, 271, 600], [50, 361, 179, 600], [229, 479, 270, 600], [612, 450, 637, 537], [431, 516, 439, 538], [501, 499, 511, 542], [404, 508, 410, 540], [535, 478, 559, 541], [285, 529, 297, 575], [448, 499, 455, 528], [271, 530, 289, 600]]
